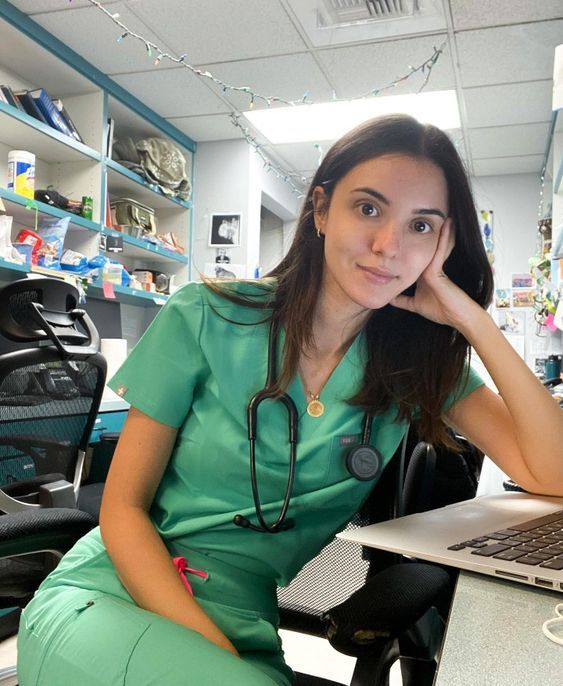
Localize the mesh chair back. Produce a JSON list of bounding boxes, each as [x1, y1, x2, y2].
[[277, 459, 399, 634], [0, 276, 106, 509], [0, 347, 106, 500], [277, 514, 370, 626]]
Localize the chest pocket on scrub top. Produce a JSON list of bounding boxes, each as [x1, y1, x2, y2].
[[325, 434, 363, 483]]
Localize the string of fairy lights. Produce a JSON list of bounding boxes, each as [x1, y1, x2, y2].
[[69, 0, 445, 194]]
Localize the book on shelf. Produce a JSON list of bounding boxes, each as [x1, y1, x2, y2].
[[0, 85, 25, 111], [28, 88, 74, 139], [13, 90, 49, 125], [52, 98, 83, 144]]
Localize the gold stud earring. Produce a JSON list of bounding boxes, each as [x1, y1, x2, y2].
[[316, 227, 321, 238]]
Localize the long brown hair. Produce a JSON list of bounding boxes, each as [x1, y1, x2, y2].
[[208, 114, 493, 446]]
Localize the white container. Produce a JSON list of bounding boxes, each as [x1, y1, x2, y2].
[[7, 150, 35, 199]]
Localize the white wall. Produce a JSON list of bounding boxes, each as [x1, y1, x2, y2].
[[191, 139, 251, 277], [192, 140, 300, 279], [471, 172, 541, 290], [260, 206, 284, 274]]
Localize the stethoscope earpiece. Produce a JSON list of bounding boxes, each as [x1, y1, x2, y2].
[[233, 513, 295, 533], [233, 514, 251, 528]]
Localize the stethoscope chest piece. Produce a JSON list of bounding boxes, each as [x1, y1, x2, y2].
[[346, 444, 383, 481]]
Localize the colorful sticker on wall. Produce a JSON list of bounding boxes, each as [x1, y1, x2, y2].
[[511, 273, 534, 289], [512, 289, 536, 308], [494, 288, 511, 308], [496, 309, 526, 335], [480, 210, 494, 265]]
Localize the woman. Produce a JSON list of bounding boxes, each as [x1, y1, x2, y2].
[[18, 115, 563, 685]]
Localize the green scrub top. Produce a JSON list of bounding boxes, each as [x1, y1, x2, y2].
[[105, 280, 483, 587]]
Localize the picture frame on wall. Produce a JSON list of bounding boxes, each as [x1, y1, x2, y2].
[[511, 272, 534, 289], [494, 288, 511, 308], [209, 213, 241, 247], [512, 289, 536, 308]]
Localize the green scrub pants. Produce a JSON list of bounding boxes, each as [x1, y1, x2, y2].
[[17, 550, 294, 686]]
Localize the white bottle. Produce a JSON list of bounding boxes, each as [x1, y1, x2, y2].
[[7, 150, 36, 199]]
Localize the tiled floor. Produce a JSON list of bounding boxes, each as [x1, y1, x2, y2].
[[0, 631, 401, 685], [0, 635, 16, 668], [280, 630, 403, 684], [0, 636, 17, 685]]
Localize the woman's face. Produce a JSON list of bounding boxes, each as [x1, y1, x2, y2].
[[313, 153, 449, 317]]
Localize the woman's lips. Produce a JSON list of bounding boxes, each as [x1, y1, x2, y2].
[[358, 265, 396, 284]]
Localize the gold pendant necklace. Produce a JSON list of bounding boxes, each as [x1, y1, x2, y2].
[[306, 392, 325, 418]]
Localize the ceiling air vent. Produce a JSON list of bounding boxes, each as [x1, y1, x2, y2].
[[318, 0, 419, 28], [287, 0, 446, 47]]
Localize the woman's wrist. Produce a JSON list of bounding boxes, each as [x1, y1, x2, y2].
[[451, 300, 491, 340]]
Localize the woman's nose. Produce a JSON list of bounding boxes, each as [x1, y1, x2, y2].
[[370, 222, 402, 256]]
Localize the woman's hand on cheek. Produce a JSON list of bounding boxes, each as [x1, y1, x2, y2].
[[390, 218, 477, 329]]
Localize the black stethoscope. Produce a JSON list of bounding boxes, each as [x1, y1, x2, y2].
[[233, 319, 384, 534]]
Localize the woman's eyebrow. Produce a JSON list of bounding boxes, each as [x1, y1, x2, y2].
[[352, 187, 446, 219], [415, 207, 447, 219], [352, 187, 389, 206]]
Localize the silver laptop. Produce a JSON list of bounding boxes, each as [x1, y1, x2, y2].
[[338, 492, 563, 593]]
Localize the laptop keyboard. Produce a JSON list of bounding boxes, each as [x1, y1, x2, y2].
[[447, 509, 563, 570]]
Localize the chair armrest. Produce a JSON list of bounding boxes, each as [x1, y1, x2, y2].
[[324, 562, 451, 658], [0, 435, 71, 455]]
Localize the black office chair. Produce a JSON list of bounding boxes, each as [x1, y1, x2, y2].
[[277, 432, 483, 686], [0, 275, 107, 514], [0, 276, 107, 684]]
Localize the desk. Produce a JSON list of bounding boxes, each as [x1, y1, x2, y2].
[[435, 571, 561, 685], [434, 460, 562, 685], [86, 399, 129, 482], [90, 398, 129, 443]]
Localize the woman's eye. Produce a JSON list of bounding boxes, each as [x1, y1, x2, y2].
[[359, 203, 378, 217], [413, 220, 433, 234]]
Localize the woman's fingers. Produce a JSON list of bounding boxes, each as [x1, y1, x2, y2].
[[430, 217, 454, 273]]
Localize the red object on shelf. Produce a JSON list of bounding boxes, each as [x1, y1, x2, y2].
[[14, 229, 42, 264]]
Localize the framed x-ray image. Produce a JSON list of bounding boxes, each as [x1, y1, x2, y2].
[[209, 213, 241, 247]]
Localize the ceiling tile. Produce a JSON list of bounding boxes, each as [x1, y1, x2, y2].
[[456, 20, 563, 88], [472, 155, 544, 176], [28, 2, 177, 75], [166, 114, 244, 142], [450, 0, 563, 31], [468, 123, 551, 159], [127, 0, 307, 64], [4, 1, 560, 181], [316, 35, 455, 98], [112, 67, 231, 117], [445, 128, 469, 163], [208, 54, 333, 112], [464, 81, 552, 128]]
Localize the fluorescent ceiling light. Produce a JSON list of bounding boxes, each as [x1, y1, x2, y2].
[[244, 90, 460, 144]]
